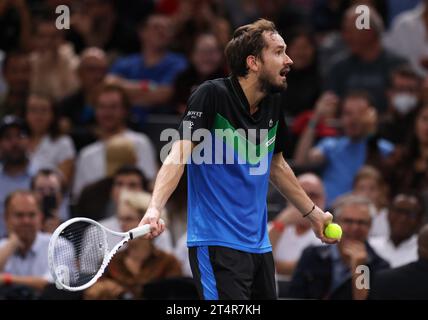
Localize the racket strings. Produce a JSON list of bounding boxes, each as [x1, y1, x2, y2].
[[52, 221, 108, 288]]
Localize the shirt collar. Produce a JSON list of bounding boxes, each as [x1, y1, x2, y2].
[[387, 234, 418, 250], [230, 76, 251, 112]]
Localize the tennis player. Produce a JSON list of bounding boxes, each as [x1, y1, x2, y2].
[[139, 19, 338, 300]]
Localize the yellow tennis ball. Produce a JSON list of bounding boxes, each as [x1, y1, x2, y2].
[[324, 223, 342, 239]]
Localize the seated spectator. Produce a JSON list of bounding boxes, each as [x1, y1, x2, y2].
[[310, 0, 350, 35], [169, 0, 231, 52], [100, 189, 173, 254], [59, 47, 108, 151], [0, 116, 32, 238], [384, 1, 428, 77], [326, 5, 407, 112], [0, 191, 50, 295], [378, 66, 422, 145], [30, 15, 79, 101], [0, 51, 31, 119], [83, 190, 181, 300], [384, 104, 428, 198], [67, 0, 140, 57], [76, 163, 144, 222], [369, 193, 423, 268], [172, 32, 226, 115], [30, 169, 69, 234], [107, 14, 187, 125], [269, 173, 324, 278], [294, 92, 394, 207], [24, 93, 76, 185], [369, 223, 428, 300], [290, 91, 339, 156], [0, 0, 31, 52], [288, 194, 389, 300], [352, 166, 389, 237], [72, 84, 158, 199]]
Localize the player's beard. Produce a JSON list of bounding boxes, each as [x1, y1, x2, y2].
[[259, 69, 287, 94]]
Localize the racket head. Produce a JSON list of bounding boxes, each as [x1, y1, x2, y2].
[[48, 218, 115, 291]]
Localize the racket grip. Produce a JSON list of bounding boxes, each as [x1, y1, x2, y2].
[[128, 224, 151, 239]]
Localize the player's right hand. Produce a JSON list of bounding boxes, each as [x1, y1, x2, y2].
[[139, 207, 165, 240]]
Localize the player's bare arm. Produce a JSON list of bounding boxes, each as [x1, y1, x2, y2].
[[269, 153, 338, 244], [139, 139, 194, 239]]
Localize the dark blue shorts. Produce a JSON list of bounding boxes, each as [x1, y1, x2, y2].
[[189, 245, 277, 300]]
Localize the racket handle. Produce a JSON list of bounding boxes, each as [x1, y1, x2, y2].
[[128, 219, 165, 239], [128, 224, 151, 239]]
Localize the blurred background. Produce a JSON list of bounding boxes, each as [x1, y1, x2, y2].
[[0, 0, 427, 300]]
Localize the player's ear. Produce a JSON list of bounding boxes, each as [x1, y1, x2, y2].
[[246, 55, 260, 73]]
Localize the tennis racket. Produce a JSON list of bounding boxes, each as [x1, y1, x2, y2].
[[48, 217, 159, 291]]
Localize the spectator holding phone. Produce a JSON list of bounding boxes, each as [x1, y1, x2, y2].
[[30, 169, 69, 234]]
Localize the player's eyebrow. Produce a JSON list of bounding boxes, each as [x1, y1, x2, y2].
[[274, 45, 286, 51]]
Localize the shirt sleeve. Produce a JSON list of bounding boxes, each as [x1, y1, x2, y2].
[[178, 81, 216, 143], [315, 137, 336, 158]]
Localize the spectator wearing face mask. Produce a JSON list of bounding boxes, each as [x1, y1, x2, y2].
[[379, 66, 422, 145]]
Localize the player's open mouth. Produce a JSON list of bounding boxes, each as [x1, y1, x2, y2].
[[279, 68, 290, 79]]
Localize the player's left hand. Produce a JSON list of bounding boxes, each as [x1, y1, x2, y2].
[[306, 207, 339, 244]]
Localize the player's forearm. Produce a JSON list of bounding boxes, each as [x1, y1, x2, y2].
[[149, 163, 185, 213], [270, 155, 314, 216], [148, 141, 193, 214]]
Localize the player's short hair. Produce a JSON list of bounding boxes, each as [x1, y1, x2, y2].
[[225, 19, 278, 77]]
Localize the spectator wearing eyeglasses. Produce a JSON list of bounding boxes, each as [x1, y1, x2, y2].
[[288, 194, 389, 300], [369, 193, 424, 268], [352, 166, 390, 237]]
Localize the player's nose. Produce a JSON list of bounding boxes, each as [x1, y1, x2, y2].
[[284, 54, 293, 66]]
